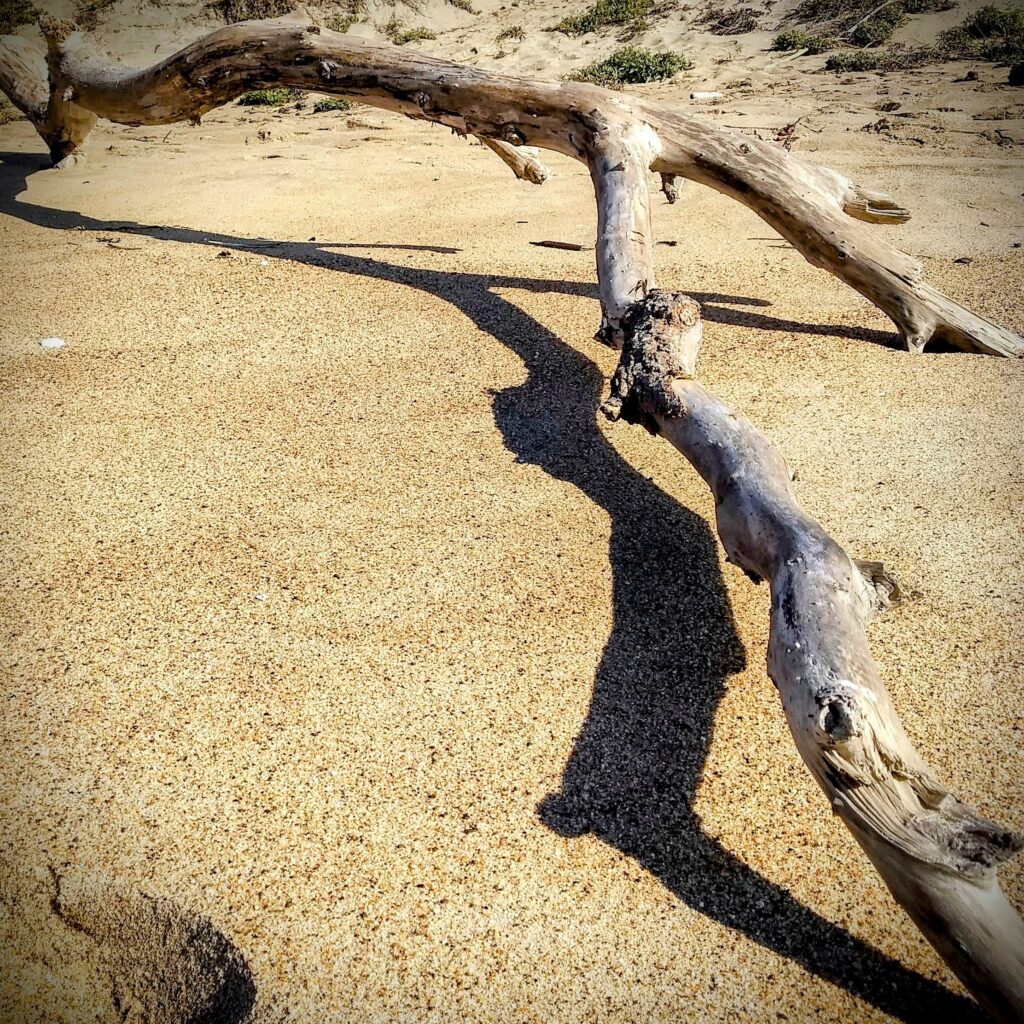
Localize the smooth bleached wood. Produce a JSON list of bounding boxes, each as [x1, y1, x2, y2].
[[592, 129, 1023, 1019], [479, 137, 549, 184], [606, 332, 1024, 1022]]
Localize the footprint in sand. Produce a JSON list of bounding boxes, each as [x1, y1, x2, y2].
[[47, 869, 256, 1024]]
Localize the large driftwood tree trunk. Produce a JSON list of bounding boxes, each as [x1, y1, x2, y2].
[[2, 12, 1022, 1020]]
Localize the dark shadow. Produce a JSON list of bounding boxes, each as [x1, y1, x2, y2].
[[313, 241, 464, 253], [49, 868, 256, 1024], [0, 151, 980, 1020], [0, 150, 900, 349]]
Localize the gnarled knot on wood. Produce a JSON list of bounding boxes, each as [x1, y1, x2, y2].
[[820, 697, 858, 743], [813, 684, 1024, 876], [925, 810, 1024, 875], [600, 290, 702, 434], [502, 123, 526, 145], [813, 685, 876, 764], [898, 794, 1024, 876], [659, 172, 679, 204], [854, 558, 901, 618]]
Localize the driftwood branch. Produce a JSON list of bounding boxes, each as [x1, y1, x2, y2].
[[1, 13, 1022, 1019], [0, 29, 95, 166], [659, 171, 681, 204], [590, 117, 1023, 1023], [601, 296, 1024, 1023], [479, 136, 549, 184], [4, 14, 1020, 355]]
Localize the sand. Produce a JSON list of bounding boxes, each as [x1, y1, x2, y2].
[[0, 1, 1022, 1021]]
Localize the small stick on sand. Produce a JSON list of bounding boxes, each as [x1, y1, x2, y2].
[[530, 240, 592, 251]]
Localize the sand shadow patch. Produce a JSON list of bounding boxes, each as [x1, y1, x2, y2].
[[47, 869, 255, 1024]]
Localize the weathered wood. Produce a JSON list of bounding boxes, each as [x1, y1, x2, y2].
[[604, 301, 1024, 1020], [0, 33, 47, 126], [479, 136, 549, 184], [1, 13, 1022, 1017], [1, 14, 1019, 354], [659, 171, 681, 204], [602, 296, 1024, 1022], [592, 131, 1023, 1019], [0, 30, 93, 165], [587, 121, 659, 346]]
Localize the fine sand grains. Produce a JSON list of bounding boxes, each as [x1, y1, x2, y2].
[[0, 18, 1022, 1021]]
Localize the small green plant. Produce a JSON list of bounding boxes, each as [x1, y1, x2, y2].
[[825, 45, 936, 72], [217, 0, 295, 23], [772, 29, 839, 54], [824, 49, 885, 71], [564, 46, 691, 87], [447, 0, 478, 12], [325, 0, 365, 28], [849, 5, 907, 47], [497, 24, 525, 44], [700, 5, 760, 35], [393, 26, 436, 44], [312, 97, 355, 113], [237, 87, 303, 105], [326, 12, 357, 31], [0, 0, 38, 34], [553, 0, 652, 37], [0, 97, 22, 125], [939, 5, 1024, 63], [903, 0, 956, 11], [384, 15, 436, 44]]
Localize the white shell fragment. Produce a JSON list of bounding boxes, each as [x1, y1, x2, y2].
[[40, 337, 66, 350]]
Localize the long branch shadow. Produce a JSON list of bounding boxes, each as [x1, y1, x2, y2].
[[0, 150, 982, 1020], [0, 150, 901, 348]]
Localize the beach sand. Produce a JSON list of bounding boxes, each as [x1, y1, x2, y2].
[[1, 1, 1022, 1021]]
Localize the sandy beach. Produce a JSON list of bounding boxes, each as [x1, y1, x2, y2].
[[1, 1, 1022, 1021]]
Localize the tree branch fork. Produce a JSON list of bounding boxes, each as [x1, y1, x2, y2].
[[1, 12, 1022, 1020]]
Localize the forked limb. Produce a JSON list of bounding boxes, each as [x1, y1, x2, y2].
[[0, 14, 1019, 354], [0, 29, 94, 165]]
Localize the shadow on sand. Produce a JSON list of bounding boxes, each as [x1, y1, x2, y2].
[[0, 150, 982, 1021]]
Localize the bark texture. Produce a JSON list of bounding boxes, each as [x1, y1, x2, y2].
[[1, 12, 1022, 1019]]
